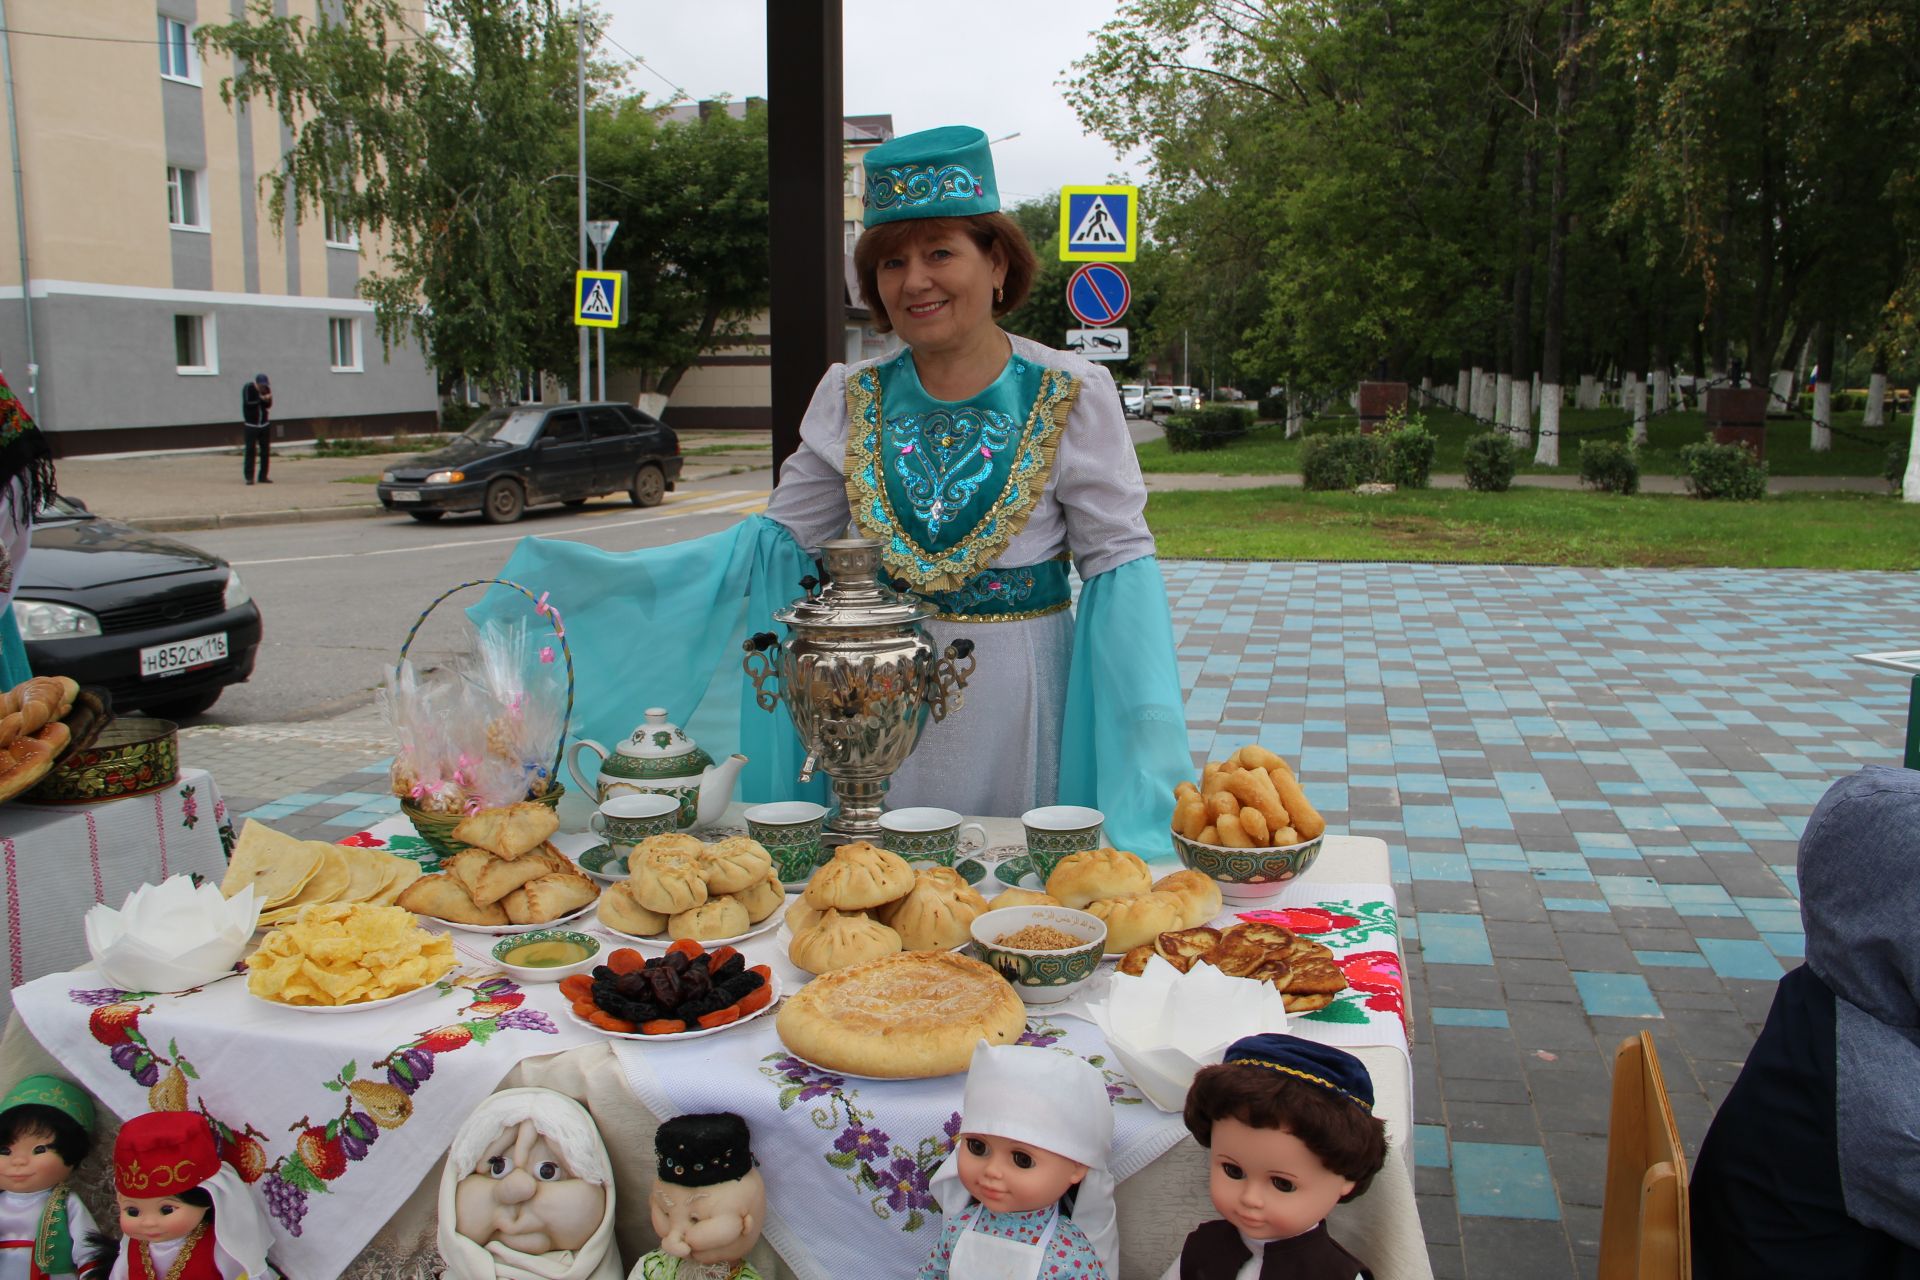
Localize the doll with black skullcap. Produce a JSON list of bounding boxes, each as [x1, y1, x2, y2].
[[1163, 1034, 1388, 1280], [633, 1113, 764, 1280]]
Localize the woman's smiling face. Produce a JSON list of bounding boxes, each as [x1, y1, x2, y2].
[[874, 224, 1005, 354]]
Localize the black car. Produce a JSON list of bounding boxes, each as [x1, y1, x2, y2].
[[13, 496, 263, 718], [376, 401, 685, 524]]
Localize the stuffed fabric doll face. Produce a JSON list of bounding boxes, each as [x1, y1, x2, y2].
[[453, 1118, 605, 1255], [0, 1123, 72, 1195], [649, 1166, 765, 1265], [1206, 1116, 1356, 1242], [118, 1194, 209, 1246], [956, 1131, 1089, 1215]]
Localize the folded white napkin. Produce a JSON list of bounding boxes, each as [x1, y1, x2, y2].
[[1086, 957, 1291, 1111]]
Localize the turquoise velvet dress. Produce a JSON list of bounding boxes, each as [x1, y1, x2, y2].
[[474, 336, 1188, 859]]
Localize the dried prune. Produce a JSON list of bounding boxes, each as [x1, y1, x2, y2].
[[645, 967, 682, 1006]]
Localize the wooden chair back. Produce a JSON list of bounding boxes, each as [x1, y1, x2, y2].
[[1599, 1031, 1691, 1280]]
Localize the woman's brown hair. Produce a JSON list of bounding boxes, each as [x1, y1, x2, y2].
[[852, 212, 1037, 334], [1184, 1063, 1389, 1201]]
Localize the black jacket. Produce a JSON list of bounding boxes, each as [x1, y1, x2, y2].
[[242, 382, 272, 427]]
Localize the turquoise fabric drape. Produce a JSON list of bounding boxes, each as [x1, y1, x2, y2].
[[1058, 556, 1191, 863], [470, 515, 829, 808], [0, 610, 31, 686]]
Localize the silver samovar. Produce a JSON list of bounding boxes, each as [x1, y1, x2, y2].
[[741, 537, 976, 845]]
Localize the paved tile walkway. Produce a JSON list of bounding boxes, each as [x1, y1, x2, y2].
[[180, 562, 1920, 1280]]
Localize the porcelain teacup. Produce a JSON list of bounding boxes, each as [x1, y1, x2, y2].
[[589, 793, 680, 851], [877, 807, 987, 869], [1020, 805, 1105, 882]]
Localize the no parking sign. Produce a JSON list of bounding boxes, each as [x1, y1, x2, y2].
[[1066, 263, 1131, 327]]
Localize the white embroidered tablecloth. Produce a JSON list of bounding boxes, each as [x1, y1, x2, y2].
[[8, 804, 603, 1280], [0, 767, 231, 1020]]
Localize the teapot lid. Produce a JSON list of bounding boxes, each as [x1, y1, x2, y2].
[[774, 538, 932, 630], [617, 708, 700, 759]]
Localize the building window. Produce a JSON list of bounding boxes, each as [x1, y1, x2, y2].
[[328, 318, 362, 372], [515, 370, 544, 404], [158, 17, 197, 84], [844, 220, 860, 256], [324, 207, 359, 249], [174, 314, 215, 374], [166, 166, 206, 230]]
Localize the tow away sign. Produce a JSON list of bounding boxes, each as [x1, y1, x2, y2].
[[1065, 328, 1129, 361]]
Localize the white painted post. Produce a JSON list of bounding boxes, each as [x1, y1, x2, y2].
[[1537, 383, 1561, 466], [1530, 372, 1541, 419], [1652, 369, 1670, 414], [1631, 374, 1648, 445], [1495, 373, 1512, 428], [1904, 391, 1920, 502], [1811, 379, 1832, 452], [1456, 367, 1470, 411], [1286, 393, 1304, 440], [1576, 374, 1596, 410], [1866, 372, 1887, 428], [1769, 370, 1796, 414], [1510, 379, 1532, 446]]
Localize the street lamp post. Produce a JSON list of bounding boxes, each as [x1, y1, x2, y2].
[[587, 220, 619, 400]]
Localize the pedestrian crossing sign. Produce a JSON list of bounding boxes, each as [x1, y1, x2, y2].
[[574, 269, 627, 328], [1058, 185, 1139, 262]]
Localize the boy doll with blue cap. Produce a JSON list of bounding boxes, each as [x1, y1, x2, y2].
[[1162, 1035, 1387, 1280]]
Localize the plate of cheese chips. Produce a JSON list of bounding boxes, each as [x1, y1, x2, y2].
[[246, 902, 458, 1009], [220, 820, 424, 923]]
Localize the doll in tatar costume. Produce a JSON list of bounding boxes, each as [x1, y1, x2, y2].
[[1163, 1035, 1387, 1280], [922, 1042, 1118, 1280], [104, 1113, 273, 1280], [0, 1076, 102, 1280], [635, 1113, 765, 1280]]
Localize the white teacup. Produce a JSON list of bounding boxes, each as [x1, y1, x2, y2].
[[878, 806, 987, 868]]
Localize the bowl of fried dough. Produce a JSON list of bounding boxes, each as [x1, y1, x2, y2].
[[1169, 744, 1327, 901]]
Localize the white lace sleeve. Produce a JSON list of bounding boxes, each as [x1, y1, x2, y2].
[[763, 363, 855, 553], [1050, 362, 1156, 579]]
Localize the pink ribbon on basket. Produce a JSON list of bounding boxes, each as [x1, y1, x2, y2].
[[534, 591, 566, 640]]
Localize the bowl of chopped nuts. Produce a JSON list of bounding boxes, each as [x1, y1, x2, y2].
[[969, 905, 1107, 1003]]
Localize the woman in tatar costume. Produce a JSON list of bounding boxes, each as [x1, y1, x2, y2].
[[481, 126, 1188, 855]]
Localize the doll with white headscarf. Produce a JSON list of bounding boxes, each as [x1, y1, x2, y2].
[[437, 1088, 622, 1280], [922, 1042, 1117, 1280]]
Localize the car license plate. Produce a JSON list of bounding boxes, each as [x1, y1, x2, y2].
[[139, 632, 228, 679], [389, 489, 422, 503]]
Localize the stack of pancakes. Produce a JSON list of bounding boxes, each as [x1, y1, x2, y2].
[[1118, 921, 1348, 1013]]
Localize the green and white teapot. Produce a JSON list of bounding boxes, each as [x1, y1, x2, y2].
[[566, 708, 745, 831]]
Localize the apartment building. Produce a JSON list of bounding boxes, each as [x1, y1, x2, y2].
[[651, 106, 900, 430], [0, 1, 437, 453]]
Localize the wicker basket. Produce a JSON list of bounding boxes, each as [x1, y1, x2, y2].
[[393, 578, 574, 861]]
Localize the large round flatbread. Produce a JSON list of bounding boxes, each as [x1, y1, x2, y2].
[[776, 950, 1027, 1079]]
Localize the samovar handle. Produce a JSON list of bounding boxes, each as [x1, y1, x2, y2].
[[926, 637, 977, 723], [741, 632, 783, 712]]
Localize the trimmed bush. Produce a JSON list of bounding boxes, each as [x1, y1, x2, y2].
[[1463, 431, 1518, 492], [1889, 434, 1912, 495], [1162, 405, 1253, 453], [1383, 416, 1437, 489], [1680, 440, 1768, 500], [1300, 431, 1385, 491], [1577, 440, 1640, 494]]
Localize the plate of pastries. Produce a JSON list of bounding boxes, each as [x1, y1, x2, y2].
[[396, 803, 599, 933], [781, 841, 1001, 975], [989, 847, 1223, 957], [1117, 921, 1350, 1014], [595, 834, 786, 947]]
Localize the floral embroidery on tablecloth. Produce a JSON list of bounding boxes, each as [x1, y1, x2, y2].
[[68, 974, 555, 1235], [341, 829, 442, 872], [179, 785, 200, 829], [758, 1019, 1139, 1234]]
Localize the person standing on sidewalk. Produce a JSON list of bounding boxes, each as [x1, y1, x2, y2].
[[241, 372, 273, 484]]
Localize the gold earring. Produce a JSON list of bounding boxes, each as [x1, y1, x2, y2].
[[994, 285, 1004, 305]]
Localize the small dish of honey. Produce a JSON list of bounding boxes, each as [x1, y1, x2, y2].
[[490, 929, 602, 982]]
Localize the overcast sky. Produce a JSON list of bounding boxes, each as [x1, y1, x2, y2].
[[599, 0, 1146, 206]]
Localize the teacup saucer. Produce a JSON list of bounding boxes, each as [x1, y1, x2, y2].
[[575, 843, 629, 884], [942, 858, 988, 887], [992, 853, 1045, 892]]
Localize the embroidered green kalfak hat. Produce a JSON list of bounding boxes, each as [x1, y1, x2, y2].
[[0, 1075, 95, 1131], [861, 125, 999, 227]]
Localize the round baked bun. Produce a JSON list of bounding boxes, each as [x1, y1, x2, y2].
[[789, 909, 903, 975], [631, 849, 708, 915], [1087, 890, 1184, 953], [803, 841, 914, 910], [597, 881, 668, 936], [733, 871, 785, 924], [987, 887, 1060, 911], [1153, 869, 1223, 928], [1045, 847, 1153, 908], [776, 950, 1027, 1078], [878, 868, 987, 951], [700, 837, 774, 894], [668, 895, 751, 941]]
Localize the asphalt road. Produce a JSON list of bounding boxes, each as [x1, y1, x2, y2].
[[178, 482, 773, 727]]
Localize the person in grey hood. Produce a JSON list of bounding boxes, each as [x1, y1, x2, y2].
[[1689, 765, 1920, 1277]]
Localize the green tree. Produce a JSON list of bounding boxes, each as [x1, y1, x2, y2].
[[200, 0, 597, 397]]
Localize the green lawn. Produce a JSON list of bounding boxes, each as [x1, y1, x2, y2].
[[1136, 408, 1902, 479], [1145, 487, 1920, 570]]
